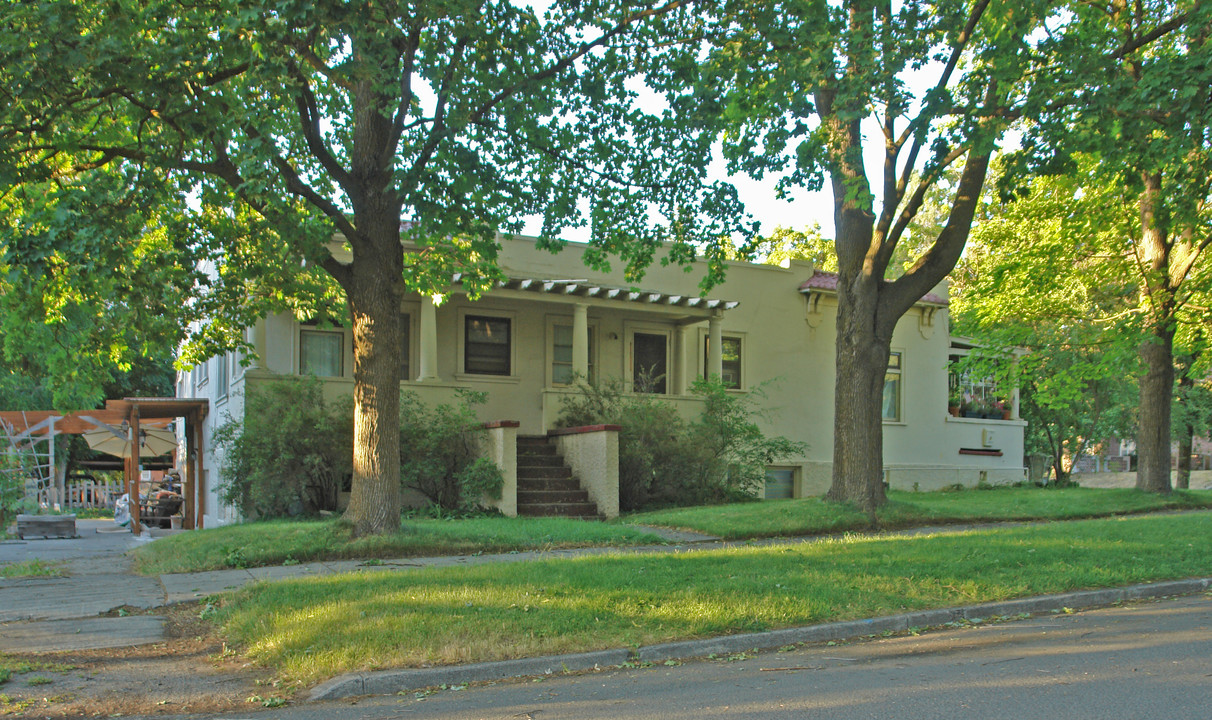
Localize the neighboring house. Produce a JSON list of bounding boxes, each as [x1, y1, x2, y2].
[[181, 234, 1026, 527]]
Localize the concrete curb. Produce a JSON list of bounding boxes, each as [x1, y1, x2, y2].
[[308, 576, 1212, 702]]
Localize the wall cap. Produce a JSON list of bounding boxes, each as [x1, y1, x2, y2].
[[547, 424, 622, 437]]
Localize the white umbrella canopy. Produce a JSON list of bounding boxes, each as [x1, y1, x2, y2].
[[84, 426, 177, 459]]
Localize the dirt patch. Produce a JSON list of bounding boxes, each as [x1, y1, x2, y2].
[[0, 602, 282, 718], [1072, 470, 1212, 489]]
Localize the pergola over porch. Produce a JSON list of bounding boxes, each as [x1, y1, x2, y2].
[[0, 397, 209, 534]]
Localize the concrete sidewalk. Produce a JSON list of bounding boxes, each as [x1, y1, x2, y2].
[[0, 519, 723, 654]]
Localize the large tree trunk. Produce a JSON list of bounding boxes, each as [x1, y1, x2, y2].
[[827, 274, 890, 512], [1134, 172, 1174, 494], [342, 256, 404, 535]]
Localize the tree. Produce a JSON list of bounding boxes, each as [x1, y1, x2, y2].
[[949, 167, 1141, 482], [0, 1, 743, 535], [1010, 0, 1212, 493], [706, 1, 1056, 511]]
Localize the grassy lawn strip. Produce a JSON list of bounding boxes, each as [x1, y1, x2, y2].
[[218, 512, 1212, 686], [0, 560, 65, 579], [624, 487, 1212, 539], [132, 516, 665, 575]]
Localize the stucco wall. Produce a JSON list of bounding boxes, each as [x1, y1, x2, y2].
[[190, 233, 1026, 511], [551, 426, 620, 519]]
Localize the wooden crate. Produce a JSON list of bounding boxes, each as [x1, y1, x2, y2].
[[15, 514, 77, 540]]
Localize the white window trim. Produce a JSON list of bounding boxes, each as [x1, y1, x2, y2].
[[696, 328, 748, 391], [624, 322, 673, 395], [883, 348, 905, 425], [215, 353, 230, 402], [455, 308, 520, 382], [545, 314, 599, 388]]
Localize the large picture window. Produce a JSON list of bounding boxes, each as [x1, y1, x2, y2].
[[882, 351, 902, 422], [465, 315, 511, 376], [300, 330, 344, 377]]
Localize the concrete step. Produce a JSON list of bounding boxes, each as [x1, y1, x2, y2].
[[516, 502, 601, 518], [517, 476, 584, 492], [517, 489, 591, 504], [515, 465, 573, 480], [516, 454, 565, 467]]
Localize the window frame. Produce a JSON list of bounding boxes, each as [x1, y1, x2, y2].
[[626, 323, 672, 395], [699, 329, 746, 391], [546, 315, 598, 388], [298, 328, 346, 378], [458, 310, 517, 379], [882, 349, 903, 423]]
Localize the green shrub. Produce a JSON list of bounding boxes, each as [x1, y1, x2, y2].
[[555, 377, 805, 511], [214, 377, 353, 519], [400, 390, 503, 512]]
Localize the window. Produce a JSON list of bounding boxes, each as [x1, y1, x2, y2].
[[764, 467, 797, 499], [300, 330, 344, 377], [882, 351, 902, 422], [195, 360, 209, 388], [400, 313, 411, 381], [551, 323, 595, 385], [632, 332, 668, 393], [215, 353, 229, 399], [465, 315, 511, 376], [704, 336, 743, 389]]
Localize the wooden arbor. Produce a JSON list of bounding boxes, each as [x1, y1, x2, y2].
[[0, 397, 209, 533]]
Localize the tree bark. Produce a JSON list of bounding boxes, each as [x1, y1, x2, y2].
[[827, 273, 891, 512], [1134, 172, 1174, 494], [342, 241, 405, 536]]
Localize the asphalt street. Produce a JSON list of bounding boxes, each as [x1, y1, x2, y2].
[[182, 593, 1211, 720]]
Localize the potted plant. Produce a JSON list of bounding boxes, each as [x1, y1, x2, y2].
[[948, 390, 963, 417]]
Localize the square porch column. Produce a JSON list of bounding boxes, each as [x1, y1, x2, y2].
[[417, 294, 440, 381]]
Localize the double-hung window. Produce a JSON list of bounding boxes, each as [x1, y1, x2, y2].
[[551, 324, 594, 385], [704, 336, 743, 389], [882, 351, 903, 422], [465, 315, 511, 376]]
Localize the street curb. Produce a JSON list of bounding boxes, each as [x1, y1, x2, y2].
[[308, 576, 1211, 702]]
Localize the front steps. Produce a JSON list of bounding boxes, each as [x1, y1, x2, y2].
[[515, 435, 602, 520]]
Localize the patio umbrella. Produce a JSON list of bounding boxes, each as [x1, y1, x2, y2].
[[84, 426, 177, 459]]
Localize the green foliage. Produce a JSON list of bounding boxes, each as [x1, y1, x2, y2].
[[400, 390, 503, 513], [556, 377, 804, 510], [214, 377, 353, 519]]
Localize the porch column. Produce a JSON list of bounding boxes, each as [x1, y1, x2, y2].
[[418, 295, 439, 381], [572, 303, 589, 380], [708, 311, 724, 380], [247, 318, 267, 370], [675, 325, 692, 395]]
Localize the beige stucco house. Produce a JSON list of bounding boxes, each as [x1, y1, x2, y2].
[[181, 235, 1026, 528]]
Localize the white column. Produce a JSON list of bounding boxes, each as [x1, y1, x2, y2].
[[418, 295, 439, 381], [248, 318, 267, 370], [675, 325, 691, 395], [708, 312, 724, 380], [572, 303, 589, 380]]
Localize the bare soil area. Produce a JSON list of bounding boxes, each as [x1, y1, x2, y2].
[[0, 603, 278, 719], [1072, 470, 1212, 489]]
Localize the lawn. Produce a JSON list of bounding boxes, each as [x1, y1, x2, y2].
[[216, 512, 1212, 686], [0, 559, 64, 579], [623, 486, 1212, 539], [131, 515, 666, 575]]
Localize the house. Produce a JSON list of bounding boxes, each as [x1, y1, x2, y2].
[[180, 234, 1026, 527]]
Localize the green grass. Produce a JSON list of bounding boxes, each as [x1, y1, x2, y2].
[[216, 512, 1212, 685], [623, 487, 1212, 539], [0, 657, 74, 685], [132, 516, 665, 575], [0, 559, 65, 579]]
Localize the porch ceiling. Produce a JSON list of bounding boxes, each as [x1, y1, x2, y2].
[[453, 273, 739, 319]]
